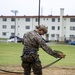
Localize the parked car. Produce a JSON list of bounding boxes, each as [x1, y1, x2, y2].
[[69, 41, 75, 45], [7, 36, 22, 43], [64, 40, 71, 43]]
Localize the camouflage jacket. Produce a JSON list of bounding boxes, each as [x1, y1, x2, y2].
[[22, 30, 59, 58]]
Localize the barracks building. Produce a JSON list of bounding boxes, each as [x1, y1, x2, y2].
[[0, 8, 75, 41]]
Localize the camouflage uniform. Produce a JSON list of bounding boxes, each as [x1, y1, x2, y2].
[[21, 30, 60, 75]]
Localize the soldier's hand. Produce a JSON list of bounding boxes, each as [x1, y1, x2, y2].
[[53, 50, 66, 58], [59, 53, 66, 58]]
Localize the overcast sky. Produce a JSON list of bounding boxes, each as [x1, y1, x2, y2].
[[0, 0, 75, 16]]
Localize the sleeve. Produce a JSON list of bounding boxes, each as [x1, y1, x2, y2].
[[22, 34, 25, 44], [35, 35, 60, 58], [22, 34, 25, 45]]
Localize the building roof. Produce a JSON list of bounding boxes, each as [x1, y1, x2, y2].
[[0, 15, 75, 18]]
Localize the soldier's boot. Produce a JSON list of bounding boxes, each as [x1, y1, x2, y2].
[[34, 74, 42, 75], [35, 74, 42, 75], [34, 71, 42, 75], [23, 69, 30, 75], [24, 72, 30, 75]]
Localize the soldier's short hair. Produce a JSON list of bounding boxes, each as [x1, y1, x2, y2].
[[36, 25, 48, 33]]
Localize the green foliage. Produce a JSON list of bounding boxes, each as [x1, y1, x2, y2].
[[0, 43, 75, 67]]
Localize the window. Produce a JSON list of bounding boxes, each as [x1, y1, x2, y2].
[[70, 35, 75, 39], [52, 18, 55, 22], [11, 18, 15, 21], [43, 18, 48, 20], [43, 18, 45, 20], [47, 18, 48, 20], [25, 26, 30, 29], [58, 26, 60, 30], [51, 34, 55, 37], [52, 26, 55, 30], [3, 18, 7, 21], [35, 18, 38, 22], [2, 32, 6, 36], [26, 18, 30, 22], [70, 18, 75, 22], [70, 35, 74, 38], [73, 27, 75, 30], [70, 26, 75, 30], [11, 25, 15, 29], [11, 33, 15, 36], [2, 25, 7, 29], [58, 18, 60, 22]]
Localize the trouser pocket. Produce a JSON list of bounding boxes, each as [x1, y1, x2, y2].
[[21, 54, 35, 62]]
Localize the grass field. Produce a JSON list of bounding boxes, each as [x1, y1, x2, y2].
[[0, 42, 75, 67]]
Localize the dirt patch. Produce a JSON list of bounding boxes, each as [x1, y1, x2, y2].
[[0, 66, 75, 75]]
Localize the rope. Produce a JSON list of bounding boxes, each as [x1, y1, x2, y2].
[[0, 69, 23, 74], [0, 58, 62, 74]]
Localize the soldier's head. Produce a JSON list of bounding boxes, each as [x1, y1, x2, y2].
[[35, 25, 48, 35]]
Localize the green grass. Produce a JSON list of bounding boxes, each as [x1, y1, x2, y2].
[[39, 44, 75, 66], [0, 43, 23, 65], [0, 43, 75, 67]]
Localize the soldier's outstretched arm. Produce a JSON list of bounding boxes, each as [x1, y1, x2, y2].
[[36, 36, 66, 58]]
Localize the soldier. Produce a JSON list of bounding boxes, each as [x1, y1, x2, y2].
[[21, 25, 65, 75]]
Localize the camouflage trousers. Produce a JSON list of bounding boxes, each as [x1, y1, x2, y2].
[[21, 53, 42, 75]]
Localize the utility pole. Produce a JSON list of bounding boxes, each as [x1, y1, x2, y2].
[[11, 10, 18, 43], [38, 0, 41, 25]]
